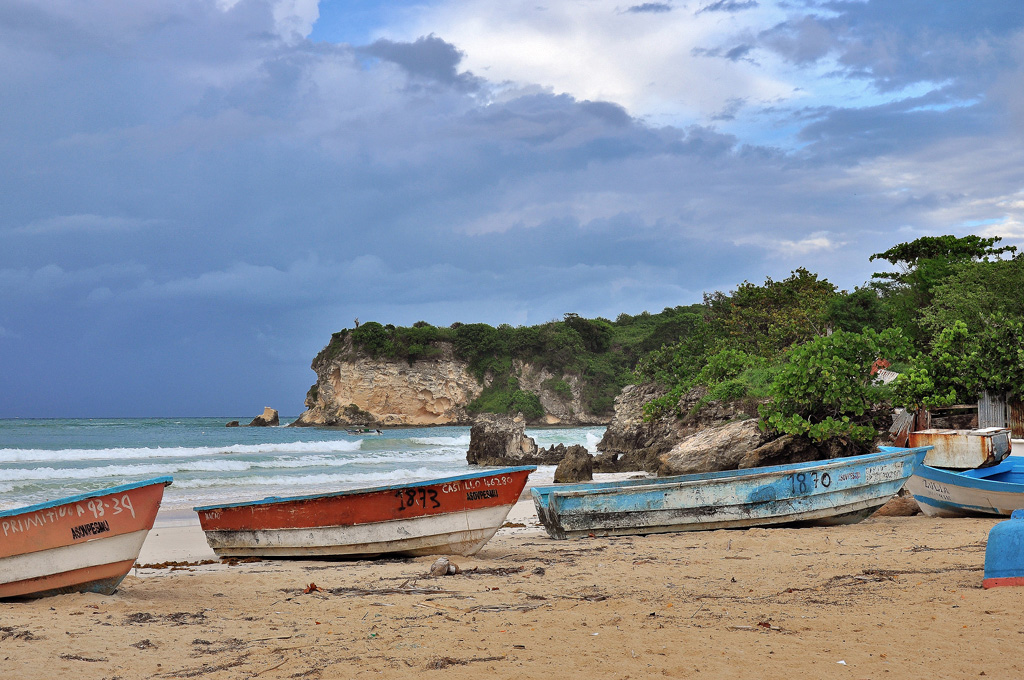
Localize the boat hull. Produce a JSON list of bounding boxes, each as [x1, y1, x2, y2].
[[195, 467, 534, 558], [532, 447, 928, 540], [0, 478, 171, 599], [906, 456, 1024, 517]]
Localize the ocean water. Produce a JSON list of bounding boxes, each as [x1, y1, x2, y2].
[[0, 418, 605, 511]]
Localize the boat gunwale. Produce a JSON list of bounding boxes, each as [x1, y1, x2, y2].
[[911, 455, 1024, 490], [534, 447, 928, 504], [0, 476, 173, 519], [193, 465, 537, 512]]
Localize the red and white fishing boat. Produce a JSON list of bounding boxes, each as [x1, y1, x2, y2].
[[194, 466, 535, 558], [0, 477, 172, 599]]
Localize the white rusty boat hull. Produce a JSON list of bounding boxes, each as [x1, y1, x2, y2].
[[195, 467, 535, 559], [202, 503, 514, 557]]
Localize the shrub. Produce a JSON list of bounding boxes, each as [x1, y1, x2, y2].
[[759, 328, 910, 444]]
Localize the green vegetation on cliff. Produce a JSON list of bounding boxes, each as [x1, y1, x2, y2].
[[311, 234, 1021, 437], [637, 234, 1020, 444], [313, 307, 705, 418]]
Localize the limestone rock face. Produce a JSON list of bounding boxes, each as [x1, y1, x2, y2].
[[513, 362, 592, 425], [293, 339, 482, 427], [248, 407, 279, 427], [657, 418, 767, 476], [553, 445, 594, 483], [292, 336, 608, 427], [467, 413, 562, 466]]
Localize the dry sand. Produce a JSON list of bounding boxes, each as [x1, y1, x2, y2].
[[3, 477, 1024, 679]]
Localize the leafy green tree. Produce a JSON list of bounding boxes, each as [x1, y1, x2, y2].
[[920, 256, 1024, 337], [759, 328, 911, 444], [826, 286, 889, 333], [869, 235, 1017, 347], [893, 316, 1024, 410], [703, 268, 838, 358]]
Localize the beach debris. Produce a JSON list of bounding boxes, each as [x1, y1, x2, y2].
[[0, 626, 37, 641], [429, 557, 461, 577], [136, 559, 217, 570], [330, 585, 456, 596], [426, 655, 506, 669], [303, 582, 324, 594], [59, 653, 108, 663], [459, 565, 523, 577]]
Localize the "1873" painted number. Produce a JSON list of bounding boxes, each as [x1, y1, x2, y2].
[[395, 488, 441, 511]]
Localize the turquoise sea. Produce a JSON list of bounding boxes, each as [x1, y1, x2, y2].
[[0, 418, 604, 512]]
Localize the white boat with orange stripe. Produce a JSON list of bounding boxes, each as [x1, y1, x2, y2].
[[0, 477, 171, 599], [194, 466, 535, 558]]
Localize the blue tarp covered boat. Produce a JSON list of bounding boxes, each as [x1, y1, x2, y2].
[[905, 455, 1024, 517], [531, 446, 929, 539]]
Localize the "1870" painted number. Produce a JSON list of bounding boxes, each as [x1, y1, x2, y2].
[[790, 471, 831, 494]]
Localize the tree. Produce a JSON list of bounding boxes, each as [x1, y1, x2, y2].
[[826, 286, 888, 333], [920, 256, 1024, 337], [703, 268, 838, 358], [759, 328, 911, 444], [869, 235, 1017, 347], [893, 316, 1024, 410]]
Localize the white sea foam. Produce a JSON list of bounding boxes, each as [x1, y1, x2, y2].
[[0, 439, 364, 464], [172, 466, 448, 490], [408, 434, 472, 446]]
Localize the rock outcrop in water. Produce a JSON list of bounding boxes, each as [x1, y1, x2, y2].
[[466, 413, 563, 466], [553, 445, 594, 483], [248, 407, 279, 427]]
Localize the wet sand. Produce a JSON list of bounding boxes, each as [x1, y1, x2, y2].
[[3, 481, 1023, 679]]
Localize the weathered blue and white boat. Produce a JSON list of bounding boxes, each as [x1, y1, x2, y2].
[[905, 455, 1024, 517], [531, 446, 929, 539]]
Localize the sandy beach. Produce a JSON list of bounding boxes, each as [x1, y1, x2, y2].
[[3, 475, 1024, 679]]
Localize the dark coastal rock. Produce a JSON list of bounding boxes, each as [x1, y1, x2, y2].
[[553, 445, 594, 483], [738, 434, 865, 469], [596, 384, 758, 473], [467, 413, 561, 466], [657, 418, 768, 476], [225, 421, 240, 427], [594, 384, 685, 473], [248, 407, 280, 427]]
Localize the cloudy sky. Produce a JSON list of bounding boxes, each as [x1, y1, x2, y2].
[[2, 0, 1023, 418]]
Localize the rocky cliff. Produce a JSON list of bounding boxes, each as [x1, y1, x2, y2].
[[292, 335, 607, 427], [594, 383, 759, 472]]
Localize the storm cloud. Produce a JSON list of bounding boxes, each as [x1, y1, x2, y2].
[[1, 0, 1023, 416]]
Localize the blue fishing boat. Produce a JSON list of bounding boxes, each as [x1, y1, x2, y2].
[[905, 455, 1024, 517], [531, 446, 929, 539]]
